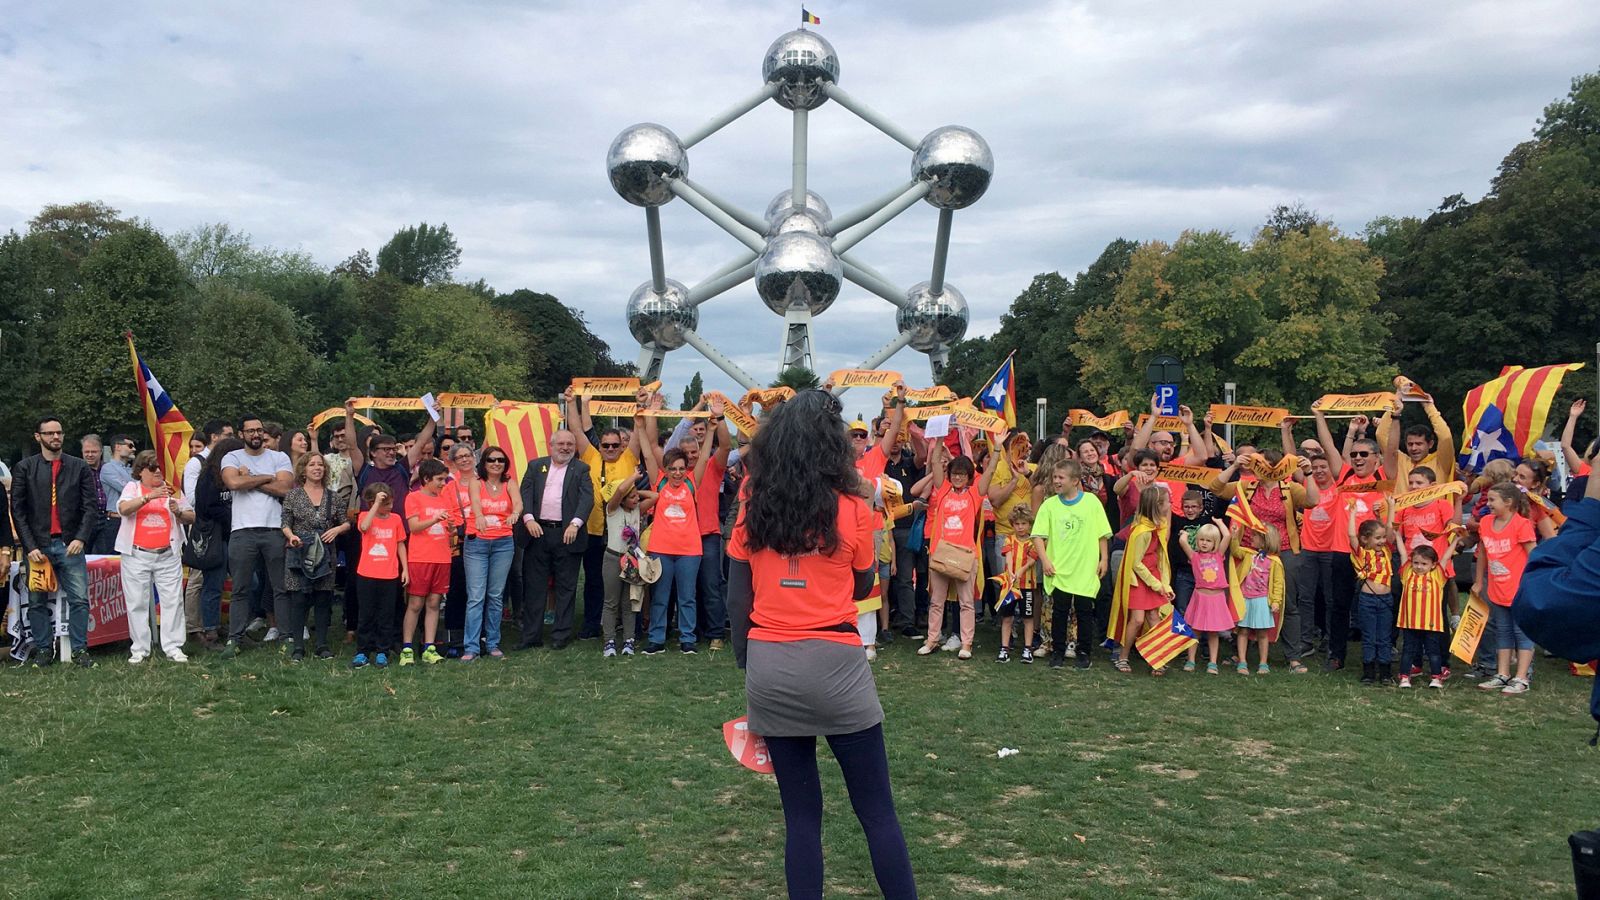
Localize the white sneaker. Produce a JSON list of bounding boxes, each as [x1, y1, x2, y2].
[[1427, 676, 1444, 689], [128, 654, 147, 665], [603, 641, 617, 658], [941, 635, 961, 652], [167, 650, 189, 663], [1501, 677, 1530, 695], [1478, 674, 1511, 690], [1398, 675, 1412, 689], [263, 627, 280, 642], [865, 646, 878, 661]]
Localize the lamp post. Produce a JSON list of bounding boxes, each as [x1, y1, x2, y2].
[[1144, 355, 1184, 417], [1035, 397, 1047, 442]]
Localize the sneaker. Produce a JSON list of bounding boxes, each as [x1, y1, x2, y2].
[[375, 652, 389, 668], [317, 648, 334, 660], [996, 647, 1011, 663], [289, 648, 305, 663], [1440, 666, 1452, 681], [421, 646, 443, 665], [1074, 654, 1092, 670], [621, 641, 636, 657], [1049, 653, 1065, 669], [680, 643, 697, 654], [917, 642, 937, 656], [1020, 647, 1034, 664], [1478, 674, 1511, 690], [876, 631, 894, 648], [29, 650, 55, 668], [865, 646, 878, 661], [128, 654, 147, 665], [941, 635, 961, 652], [1501, 677, 1530, 695], [1398, 675, 1412, 689], [263, 627, 280, 642], [168, 650, 189, 663], [1428, 676, 1444, 689], [603, 641, 617, 658], [279, 640, 291, 656], [399, 647, 415, 667], [709, 639, 726, 652], [351, 652, 369, 668], [1064, 641, 1077, 659], [1408, 666, 1423, 678], [900, 626, 923, 639], [219, 640, 240, 660], [72, 651, 95, 669], [642, 643, 666, 656]]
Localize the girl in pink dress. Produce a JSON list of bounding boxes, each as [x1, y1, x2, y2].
[[1181, 518, 1236, 674]]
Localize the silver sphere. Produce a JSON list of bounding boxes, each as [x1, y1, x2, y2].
[[607, 123, 688, 207], [754, 232, 842, 316], [626, 279, 697, 350], [897, 281, 969, 352], [762, 29, 839, 110], [911, 126, 993, 210], [764, 189, 832, 224], [766, 208, 830, 239]]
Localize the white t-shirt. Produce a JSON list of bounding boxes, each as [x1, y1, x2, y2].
[[221, 447, 292, 530], [182, 448, 208, 500]]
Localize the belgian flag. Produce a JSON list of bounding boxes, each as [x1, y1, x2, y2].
[[801, 8, 821, 25]]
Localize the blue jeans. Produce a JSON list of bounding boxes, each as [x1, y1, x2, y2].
[[463, 535, 515, 653], [649, 553, 701, 645], [25, 539, 91, 654], [200, 561, 226, 630], [1357, 590, 1394, 664], [1171, 567, 1196, 615], [698, 534, 727, 640], [1488, 602, 1533, 652]]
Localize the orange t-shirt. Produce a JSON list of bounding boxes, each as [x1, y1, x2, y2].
[[451, 478, 475, 535], [1334, 465, 1386, 553], [1480, 513, 1535, 606], [855, 445, 888, 482], [928, 483, 980, 553], [728, 492, 874, 646], [404, 489, 459, 565], [132, 497, 173, 550], [358, 512, 402, 579], [474, 481, 515, 540], [1397, 497, 1456, 577], [1298, 480, 1342, 552], [649, 479, 701, 556]]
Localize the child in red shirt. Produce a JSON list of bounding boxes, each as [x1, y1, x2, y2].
[[995, 505, 1039, 664], [401, 459, 460, 666], [1475, 483, 1537, 694], [355, 484, 408, 668]]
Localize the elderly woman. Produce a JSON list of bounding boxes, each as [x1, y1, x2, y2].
[[115, 450, 195, 664], [727, 389, 916, 899], [280, 452, 350, 660]]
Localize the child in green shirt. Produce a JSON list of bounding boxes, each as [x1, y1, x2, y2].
[[1030, 459, 1112, 669]]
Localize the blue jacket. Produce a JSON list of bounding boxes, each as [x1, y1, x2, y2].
[[1515, 484, 1600, 727]]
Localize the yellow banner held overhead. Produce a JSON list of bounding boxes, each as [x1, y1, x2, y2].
[[1136, 413, 1187, 432], [741, 386, 794, 408], [1450, 593, 1491, 663], [1068, 409, 1132, 432], [309, 407, 377, 431], [436, 392, 498, 409], [950, 406, 1007, 434], [572, 377, 642, 397], [587, 400, 638, 418], [349, 397, 426, 410], [1156, 463, 1224, 486], [637, 408, 715, 419], [905, 385, 955, 403], [1392, 482, 1466, 510], [1245, 454, 1301, 483], [1336, 479, 1394, 496], [907, 400, 968, 421], [828, 369, 903, 389], [707, 391, 760, 436], [1311, 391, 1397, 413], [1208, 404, 1290, 428]]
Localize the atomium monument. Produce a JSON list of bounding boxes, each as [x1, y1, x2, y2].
[[608, 28, 992, 389]]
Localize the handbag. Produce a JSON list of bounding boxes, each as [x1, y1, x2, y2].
[[928, 539, 975, 580], [182, 517, 225, 569], [28, 556, 58, 593], [289, 538, 332, 582]]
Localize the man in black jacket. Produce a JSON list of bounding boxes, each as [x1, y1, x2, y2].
[[10, 415, 99, 667], [516, 430, 593, 650]]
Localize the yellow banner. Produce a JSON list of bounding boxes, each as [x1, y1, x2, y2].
[[1068, 409, 1131, 431], [950, 406, 1007, 433], [1311, 391, 1397, 412], [1394, 375, 1432, 404], [309, 407, 377, 431], [1208, 404, 1289, 428], [1392, 481, 1466, 510], [588, 400, 638, 417], [638, 408, 714, 419], [707, 392, 759, 435], [908, 400, 968, 421], [905, 385, 955, 403], [571, 377, 641, 397], [1156, 464, 1223, 486], [1336, 479, 1393, 495], [435, 392, 498, 409], [350, 397, 426, 410], [740, 386, 794, 408], [1245, 454, 1301, 483], [1450, 593, 1491, 663], [1136, 413, 1187, 432], [828, 369, 902, 389]]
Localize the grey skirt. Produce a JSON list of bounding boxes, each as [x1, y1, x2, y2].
[[746, 638, 884, 738]]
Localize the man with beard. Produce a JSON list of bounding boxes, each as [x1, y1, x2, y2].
[[218, 415, 294, 658], [1376, 396, 1456, 487], [563, 388, 643, 642], [11, 415, 99, 667]]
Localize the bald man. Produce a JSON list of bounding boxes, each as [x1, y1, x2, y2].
[[516, 430, 594, 650]]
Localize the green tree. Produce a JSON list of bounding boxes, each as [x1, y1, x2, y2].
[[493, 289, 629, 398], [0, 231, 77, 460], [376, 222, 462, 285], [320, 330, 388, 403], [385, 284, 534, 399], [170, 283, 320, 426], [681, 371, 705, 409], [28, 201, 137, 267], [771, 366, 820, 390]]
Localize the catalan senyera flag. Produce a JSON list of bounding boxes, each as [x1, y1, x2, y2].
[[482, 402, 560, 485], [1225, 491, 1267, 535], [974, 353, 1017, 429], [1135, 608, 1198, 670], [801, 7, 821, 25], [1461, 363, 1584, 456], [126, 332, 194, 484]]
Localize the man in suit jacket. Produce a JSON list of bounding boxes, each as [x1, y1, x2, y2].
[[517, 429, 594, 649], [10, 414, 100, 667]]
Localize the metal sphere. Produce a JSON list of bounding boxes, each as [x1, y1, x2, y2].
[[766, 208, 830, 238], [897, 282, 969, 352], [754, 232, 842, 316], [607, 123, 688, 207], [764, 189, 832, 225], [762, 29, 839, 110], [626, 279, 697, 350], [911, 126, 993, 210]]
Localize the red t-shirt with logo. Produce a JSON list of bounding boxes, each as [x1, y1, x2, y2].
[[855, 445, 888, 482], [728, 492, 874, 646], [132, 495, 173, 550], [928, 482, 980, 553], [404, 489, 459, 565], [1396, 497, 1457, 577], [358, 512, 402, 579], [1299, 479, 1343, 553], [650, 479, 701, 556], [1480, 513, 1535, 606], [472, 480, 515, 540]]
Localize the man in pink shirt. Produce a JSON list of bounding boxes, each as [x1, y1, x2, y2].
[[516, 430, 593, 650]]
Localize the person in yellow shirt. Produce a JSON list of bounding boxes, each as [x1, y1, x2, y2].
[[562, 387, 644, 641], [1377, 397, 1456, 487]]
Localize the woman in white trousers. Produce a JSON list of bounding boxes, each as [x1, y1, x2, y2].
[[115, 451, 195, 663]]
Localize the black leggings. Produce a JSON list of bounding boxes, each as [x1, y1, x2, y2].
[[1050, 589, 1097, 659], [288, 588, 333, 651], [764, 723, 917, 900]]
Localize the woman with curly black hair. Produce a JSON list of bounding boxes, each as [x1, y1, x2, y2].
[[727, 389, 916, 900]]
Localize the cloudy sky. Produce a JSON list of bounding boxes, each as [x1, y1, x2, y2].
[[4, 1, 1597, 400]]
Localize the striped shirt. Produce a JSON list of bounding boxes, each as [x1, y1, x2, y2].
[[1396, 564, 1446, 632], [1001, 535, 1037, 590], [1352, 545, 1393, 591]]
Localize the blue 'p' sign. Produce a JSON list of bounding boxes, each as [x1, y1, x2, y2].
[[1154, 384, 1179, 416]]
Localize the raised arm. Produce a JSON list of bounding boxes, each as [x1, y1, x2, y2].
[[876, 382, 908, 459], [1130, 393, 1160, 451], [1179, 406, 1208, 464], [1313, 408, 1345, 473], [1280, 417, 1298, 458], [977, 436, 1003, 496], [406, 414, 437, 471], [343, 399, 365, 473], [563, 387, 594, 457], [1379, 399, 1402, 477], [1561, 399, 1587, 473]]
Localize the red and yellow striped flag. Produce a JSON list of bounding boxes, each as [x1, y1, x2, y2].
[[1462, 363, 1585, 455], [482, 402, 559, 485], [126, 332, 194, 484], [1135, 608, 1198, 669], [1225, 492, 1266, 535]]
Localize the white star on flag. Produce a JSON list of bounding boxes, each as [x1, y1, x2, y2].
[[985, 380, 1006, 406], [1468, 425, 1506, 468]]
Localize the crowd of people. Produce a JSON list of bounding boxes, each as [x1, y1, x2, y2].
[[3, 383, 1596, 695]]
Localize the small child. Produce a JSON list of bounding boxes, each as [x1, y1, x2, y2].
[[401, 458, 460, 667], [1393, 465, 1461, 628], [601, 480, 656, 657], [354, 484, 407, 669], [1180, 518, 1235, 674], [1396, 543, 1456, 689], [996, 504, 1039, 664], [1475, 483, 1537, 694], [1115, 484, 1174, 674], [1231, 524, 1284, 675], [1349, 506, 1396, 685], [1031, 459, 1113, 670]]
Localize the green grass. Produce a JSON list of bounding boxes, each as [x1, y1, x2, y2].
[[1, 624, 1594, 898]]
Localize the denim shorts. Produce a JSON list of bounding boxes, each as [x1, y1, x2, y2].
[[1488, 602, 1533, 652]]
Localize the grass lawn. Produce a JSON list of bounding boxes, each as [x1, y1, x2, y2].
[[1, 620, 1595, 898]]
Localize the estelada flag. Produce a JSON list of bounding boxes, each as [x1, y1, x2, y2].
[[126, 332, 194, 484], [481, 402, 559, 484], [1461, 363, 1584, 456], [974, 352, 1017, 429], [1225, 491, 1267, 535], [1135, 608, 1198, 669]]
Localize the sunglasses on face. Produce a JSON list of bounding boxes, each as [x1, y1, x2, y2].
[[486, 458, 507, 465], [600, 442, 621, 450], [1349, 451, 1372, 458]]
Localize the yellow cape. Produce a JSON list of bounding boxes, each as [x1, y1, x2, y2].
[[1229, 543, 1284, 641], [1109, 518, 1167, 648]]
